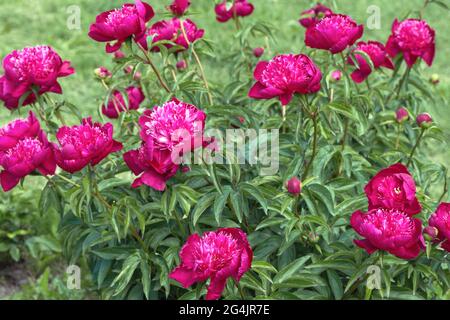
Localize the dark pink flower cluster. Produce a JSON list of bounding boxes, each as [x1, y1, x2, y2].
[[0, 45, 74, 109], [0, 112, 56, 191], [124, 98, 206, 191], [299, 3, 333, 29], [215, 0, 254, 23], [351, 164, 425, 259], [102, 86, 145, 119], [170, 228, 253, 300], [249, 54, 322, 105]]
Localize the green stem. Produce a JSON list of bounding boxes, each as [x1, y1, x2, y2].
[[406, 128, 425, 167], [302, 110, 319, 180], [341, 119, 349, 151], [136, 43, 171, 94]]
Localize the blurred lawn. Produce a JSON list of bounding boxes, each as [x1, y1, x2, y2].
[[0, 0, 448, 160]]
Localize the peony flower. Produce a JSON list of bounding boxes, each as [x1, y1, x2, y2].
[[0, 45, 74, 110], [248, 54, 322, 105], [428, 203, 450, 252], [136, 18, 204, 51], [0, 112, 55, 191], [102, 86, 145, 119], [416, 113, 432, 128], [348, 41, 394, 83], [215, 0, 254, 23], [253, 47, 264, 58], [351, 208, 425, 259], [88, 0, 155, 53], [286, 177, 302, 196], [54, 118, 123, 173], [364, 163, 422, 216], [169, 228, 253, 300], [168, 0, 191, 16], [396, 107, 409, 123], [299, 3, 333, 29], [386, 19, 435, 68], [305, 14, 363, 54]]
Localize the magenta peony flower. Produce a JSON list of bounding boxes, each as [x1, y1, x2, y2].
[[364, 163, 422, 216], [386, 19, 435, 68], [396, 107, 409, 123], [0, 112, 56, 191], [428, 203, 450, 252], [253, 47, 264, 58], [54, 118, 123, 173], [125, 98, 206, 191], [248, 54, 322, 105], [351, 208, 425, 259], [169, 228, 253, 300], [299, 3, 333, 29], [305, 14, 363, 54], [286, 177, 302, 196], [88, 0, 155, 53], [348, 41, 394, 83], [215, 0, 254, 23], [0, 46, 74, 110], [102, 86, 145, 119], [136, 18, 204, 51], [416, 113, 432, 128], [168, 0, 191, 16]]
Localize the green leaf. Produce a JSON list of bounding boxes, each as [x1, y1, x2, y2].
[[192, 193, 217, 225], [273, 255, 311, 284]]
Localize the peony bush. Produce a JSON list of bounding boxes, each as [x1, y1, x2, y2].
[[0, 0, 449, 300]]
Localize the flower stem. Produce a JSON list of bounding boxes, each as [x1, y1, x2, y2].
[[341, 119, 349, 151], [302, 109, 319, 180], [406, 128, 425, 167], [136, 43, 171, 94]]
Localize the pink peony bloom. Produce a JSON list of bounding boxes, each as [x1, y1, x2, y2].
[[215, 0, 254, 23], [248, 54, 322, 105], [54, 118, 123, 173], [0, 45, 74, 110], [416, 113, 432, 128], [136, 18, 204, 51], [396, 107, 409, 123], [0, 112, 56, 191], [169, 228, 253, 300], [253, 47, 264, 58], [286, 177, 302, 195], [364, 163, 422, 216], [102, 86, 145, 119], [351, 208, 425, 259], [305, 14, 364, 54], [428, 203, 450, 252], [386, 19, 435, 68], [299, 3, 333, 29], [168, 0, 191, 16], [348, 41, 394, 83], [88, 0, 155, 53], [125, 98, 206, 191]]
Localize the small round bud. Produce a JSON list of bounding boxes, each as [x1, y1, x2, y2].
[[94, 67, 112, 80], [395, 107, 409, 123], [331, 70, 342, 82], [114, 50, 126, 60], [424, 226, 438, 241], [253, 47, 264, 58], [176, 59, 187, 71], [429, 73, 439, 85], [286, 177, 302, 196], [416, 113, 433, 128]]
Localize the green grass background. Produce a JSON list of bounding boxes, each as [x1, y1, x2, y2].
[[0, 0, 448, 149]]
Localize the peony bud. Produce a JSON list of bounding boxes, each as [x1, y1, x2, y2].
[[253, 47, 264, 58], [286, 177, 302, 196], [416, 113, 433, 128], [94, 67, 112, 80], [395, 107, 409, 123], [176, 59, 187, 71], [114, 50, 126, 60], [429, 73, 439, 85], [331, 70, 342, 81], [124, 65, 142, 81], [424, 226, 438, 241]]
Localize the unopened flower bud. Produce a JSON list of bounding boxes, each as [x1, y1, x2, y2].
[[395, 107, 409, 123], [331, 70, 342, 81], [176, 59, 187, 71], [429, 73, 439, 85], [114, 50, 126, 60], [94, 67, 112, 80], [416, 113, 433, 128], [253, 47, 264, 58], [424, 226, 438, 241], [286, 177, 302, 196]]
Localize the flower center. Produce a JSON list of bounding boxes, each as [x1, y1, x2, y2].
[[395, 20, 432, 51], [10, 46, 58, 81], [365, 209, 414, 238], [59, 125, 106, 150], [106, 5, 137, 27], [5, 137, 43, 162], [261, 55, 312, 89], [315, 15, 355, 35]]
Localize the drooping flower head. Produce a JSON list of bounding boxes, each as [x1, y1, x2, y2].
[[305, 14, 364, 54], [386, 19, 435, 68], [249, 54, 322, 105], [168, 0, 191, 16], [0, 112, 55, 191], [351, 208, 425, 260], [169, 228, 253, 300], [348, 41, 394, 83], [88, 0, 155, 53], [364, 163, 422, 216], [102, 86, 145, 119], [137, 18, 204, 51], [54, 118, 123, 173], [428, 203, 450, 252], [215, 0, 254, 23], [299, 3, 333, 29], [0, 45, 74, 110], [125, 98, 206, 191]]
